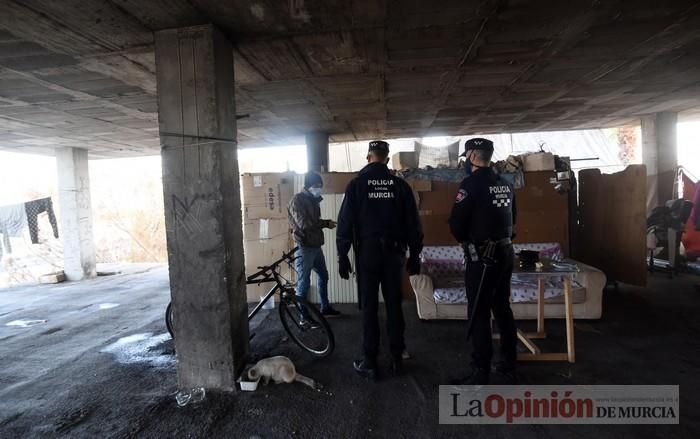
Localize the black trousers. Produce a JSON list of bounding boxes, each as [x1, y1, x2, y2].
[[465, 245, 517, 371], [25, 197, 59, 244], [358, 240, 406, 365]]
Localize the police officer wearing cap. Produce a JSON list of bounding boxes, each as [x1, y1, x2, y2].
[[336, 140, 423, 381], [448, 138, 518, 385]]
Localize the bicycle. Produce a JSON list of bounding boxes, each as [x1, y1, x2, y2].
[[165, 246, 335, 357]]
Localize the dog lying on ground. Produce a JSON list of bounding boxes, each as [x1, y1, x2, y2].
[[247, 356, 321, 390]]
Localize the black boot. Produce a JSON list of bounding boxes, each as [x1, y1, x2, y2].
[[451, 368, 489, 385], [390, 356, 404, 377], [353, 359, 378, 381]]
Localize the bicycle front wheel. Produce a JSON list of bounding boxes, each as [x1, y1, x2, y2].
[[279, 294, 335, 357]]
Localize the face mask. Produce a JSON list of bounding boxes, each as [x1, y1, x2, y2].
[[464, 153, 473, 177], [308, 187, 322, 198]]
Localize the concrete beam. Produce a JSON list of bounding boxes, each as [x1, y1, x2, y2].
[[55, 147, 96, 281], [306, 131, 329, 172], [641, 112, 678, 211], [154, 24, 248, 391]]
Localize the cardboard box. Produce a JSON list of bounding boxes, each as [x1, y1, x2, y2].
[[243, 218, 293, 301], [244, 217, 291, 241], [420, 214, 455, 246], [514, 171, 569, 255], [320, 172, 356, 194], [521, 152, 555, 172], [406, 179, 432, 192], [392, 152, 417, 170], [418, 181, 461, 215], [241, 173, 294, 220]]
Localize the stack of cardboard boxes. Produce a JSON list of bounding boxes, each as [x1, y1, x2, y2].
[[408, 179, 461, 246], [241, 173, 295, 302], [240, 172, 357, 302], [404, 171, 569, 253]]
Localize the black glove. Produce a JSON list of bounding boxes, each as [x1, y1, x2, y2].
[[338, 255, 352, 280], [407, 254, 421, 276]]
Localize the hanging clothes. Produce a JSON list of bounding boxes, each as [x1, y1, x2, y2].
[[24, 197, 59, 244], [682, 178, 700, 260], [0, 202, 28, 257]]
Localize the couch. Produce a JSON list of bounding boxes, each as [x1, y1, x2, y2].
[[409, 243, 606, 320]]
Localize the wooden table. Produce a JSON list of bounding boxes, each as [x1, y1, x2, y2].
[[511, 262, 578, 363]]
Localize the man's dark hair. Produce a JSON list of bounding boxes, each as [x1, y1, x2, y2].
[[370, 149, 389, 161], [470, 148, 493, 163]]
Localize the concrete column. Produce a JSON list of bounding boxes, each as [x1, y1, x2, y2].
[[155, 24, 248, 390], [642, 112, 678, 211], [306, 131, 329, 172], [55, 147, 96, 281]]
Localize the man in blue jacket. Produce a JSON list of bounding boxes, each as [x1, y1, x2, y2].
[[288, 171, 341, 321]]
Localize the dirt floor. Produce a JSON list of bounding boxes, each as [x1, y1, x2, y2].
[[0, 268, 698, 438]]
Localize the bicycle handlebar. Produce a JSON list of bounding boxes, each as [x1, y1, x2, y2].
[[248, 246, 299, 283], [267, 246, 299, 269]]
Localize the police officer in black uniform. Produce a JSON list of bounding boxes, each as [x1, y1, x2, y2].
[[448, 138, 517, 385], [336, 140, 423, 381]]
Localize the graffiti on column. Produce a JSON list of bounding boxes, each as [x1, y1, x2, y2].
[[171, 194, 207, 237]]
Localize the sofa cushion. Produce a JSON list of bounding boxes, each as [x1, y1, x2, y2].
[[421, 246, 463, 262], [433, 283, 587, 305], [421, 246, 464, 282], [511, 275, 584, 303], [434, 287, 467, 304]]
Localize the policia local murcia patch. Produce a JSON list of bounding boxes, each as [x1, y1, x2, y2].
[[489, 185, 511, 208], [368, 178, 396, 199]]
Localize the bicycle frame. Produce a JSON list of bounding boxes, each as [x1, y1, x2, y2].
[[246, 247, 298, 321], [247, 278, 281, 321]]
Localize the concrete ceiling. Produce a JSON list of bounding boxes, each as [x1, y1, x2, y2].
[[1, 0, 700, 158]]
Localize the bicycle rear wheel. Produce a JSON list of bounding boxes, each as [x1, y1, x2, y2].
[[279, 293, 335, 357]]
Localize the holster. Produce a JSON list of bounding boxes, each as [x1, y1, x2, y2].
[[479, 241, 498, 266], [462, 239, 509, 267]]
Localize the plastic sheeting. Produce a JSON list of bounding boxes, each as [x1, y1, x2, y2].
[[329, 129, 631, 174], [415, 141, 460, 168], [475, 130, 625, 172]]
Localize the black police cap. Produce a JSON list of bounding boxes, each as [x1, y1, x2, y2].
[[459, 138, 494, 156], [368, 140, 390, 154]]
